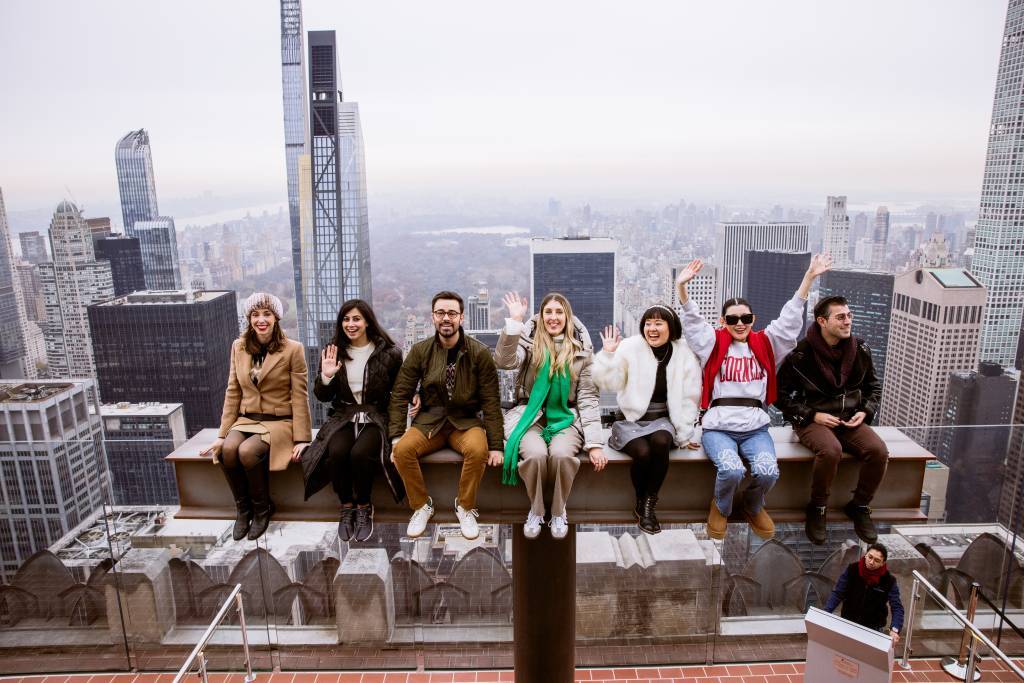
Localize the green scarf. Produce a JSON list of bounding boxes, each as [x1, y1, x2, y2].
[[502, 351, 575, 485]]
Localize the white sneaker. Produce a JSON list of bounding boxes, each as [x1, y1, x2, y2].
[[406, 497, 434, 538], [455, 498, 480, 540], [549, 513, 569, 539], [523, 511, 543, 539]]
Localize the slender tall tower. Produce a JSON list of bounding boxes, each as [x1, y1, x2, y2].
[[0, 189, 30, 378], [304, 30, 372, 425], [972, 0, 1024, 367], [822, 196, 850, 268], [869, 206, 890, 272], [280, 0, 310, 338], [114, 129, 159, 235]]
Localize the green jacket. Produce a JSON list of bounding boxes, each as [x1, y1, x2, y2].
[[388, 330, 505, 451]]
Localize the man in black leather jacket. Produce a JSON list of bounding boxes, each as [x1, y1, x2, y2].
[[776, 295, 888, 545]]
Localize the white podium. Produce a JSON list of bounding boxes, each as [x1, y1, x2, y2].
[[805, 606, 894, 683]]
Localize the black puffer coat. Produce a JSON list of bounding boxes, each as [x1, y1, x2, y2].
[[300, 342, 406, 502]]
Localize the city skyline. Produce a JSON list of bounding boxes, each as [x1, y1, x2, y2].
[[0, 1, 1010, 213]]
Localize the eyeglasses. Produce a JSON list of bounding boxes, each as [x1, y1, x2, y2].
[[724, 313, 754, 326], [830, 312, 854, 322], [433, 310, 462, 320]]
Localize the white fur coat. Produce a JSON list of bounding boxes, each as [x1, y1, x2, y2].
[[591, 336, 703, 446]]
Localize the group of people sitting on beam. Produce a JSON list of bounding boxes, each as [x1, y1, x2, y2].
[[202, 252, 887, 551]]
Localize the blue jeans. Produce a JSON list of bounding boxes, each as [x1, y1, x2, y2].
[[701, 425, 779, 516]]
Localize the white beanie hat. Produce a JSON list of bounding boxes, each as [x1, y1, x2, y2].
[[244, 292, 284, 320]]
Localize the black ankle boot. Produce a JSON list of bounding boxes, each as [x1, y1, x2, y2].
[[245, 458, 275, 541], [638, 494, 661, 535], [844, 500, 878, 543], [805, 503, 827, 545], [220, 465, 252, 541]]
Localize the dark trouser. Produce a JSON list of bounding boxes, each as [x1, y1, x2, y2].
[[796, 422, 889, 507], [327, 423, 382, 505], [621, 430, 674, 498]]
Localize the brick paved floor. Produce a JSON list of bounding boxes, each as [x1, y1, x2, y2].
[[3, 658, 1024, 682]]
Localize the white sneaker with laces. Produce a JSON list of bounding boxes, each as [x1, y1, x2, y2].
[[549, 513, 569, 540], [523, 511, 544, 539], [455, 497, 480, 540], [406, 497, 434, 538]]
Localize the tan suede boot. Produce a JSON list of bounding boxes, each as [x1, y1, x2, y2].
[[744, 507, 775, 540], [707, 500, 728, 540]]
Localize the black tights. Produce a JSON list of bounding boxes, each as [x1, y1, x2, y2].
[[328, 423, 382, 505], [621, 430, 674, 498], [221, 431, 269, 470]]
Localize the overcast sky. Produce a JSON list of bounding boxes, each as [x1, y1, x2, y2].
[[0, 1, 1009, 212]]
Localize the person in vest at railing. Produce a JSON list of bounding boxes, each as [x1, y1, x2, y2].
[[201, 293, 312, 541], [676, 254, 831, 541], [776, 294, 887, 545], [823, 543, 903, 645], [592, 305, 702, 535], [496, 291, 608, 540], [388, 291, 505, 541], [300, 299, 408, 544]]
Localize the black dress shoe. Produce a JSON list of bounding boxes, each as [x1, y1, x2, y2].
[[805, 504, 827, 545], [338, 507, 356, 542], [843, 500, 878, 543]]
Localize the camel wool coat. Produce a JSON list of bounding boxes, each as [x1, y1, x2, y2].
[[217, 337, 313, 471]]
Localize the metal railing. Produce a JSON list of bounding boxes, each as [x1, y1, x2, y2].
[[900, 570, 1024, 681], [172, 583, 257, 683]]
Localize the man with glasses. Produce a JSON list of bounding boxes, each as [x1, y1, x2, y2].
[[776, 295, 888, 545], [388, 291, 504, 540]]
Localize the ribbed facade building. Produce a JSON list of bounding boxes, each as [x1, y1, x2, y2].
[[280, 0, 310, 345], [38, 202, 114, 379], [303, 31, 372, 424], [94, 236, 146, 297], [101, 401, 186, 506], [741, 250, 810, 332], [134, 217, 182, 289], [713, 222, 808, 308], [971, 0, 1024, 367], [818, 269, 895, 383], [870, 206, 890, 272], [114, 129, 159, 235], [822, 196, 850, 268], [530, 237, 617, 338], [0, 189, 30, 379]]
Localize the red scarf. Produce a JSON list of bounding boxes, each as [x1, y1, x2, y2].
[[858, 557, 888, 587], [700, 328, 777, 410]]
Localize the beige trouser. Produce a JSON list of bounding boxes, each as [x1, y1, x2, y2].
[[517, 423, 583, 517]]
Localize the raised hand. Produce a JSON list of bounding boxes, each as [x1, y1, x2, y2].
[[675, 258, 704, 287], [321, 344, 340, 378], [600, 325, 622, 353], [807, 253, 833, 279], [503, 291, 528, 322]]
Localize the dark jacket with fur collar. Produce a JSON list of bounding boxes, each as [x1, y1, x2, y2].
[[775, 337, 881, 427]]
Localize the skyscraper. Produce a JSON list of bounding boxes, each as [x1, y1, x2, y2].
[[38, 201, 115, 379], [87, 290, 238, 436], [101, 401, 186, 505], [0, 190, 29, 379], [869, 206, 890, 272], [999, 373, 1024, 528], [530, 237, 617, 337], [741, 251, 810, 332], [879, 268, 986, 450], [0, 380, 109, 582], [85, 217, 112, 242], [714, 222, 808, 308], [94, 235, 146, 296], [280, 0, 310, 349], [934, 363, 1015, 523], [134, 217, 182, 289], [114, 129, 159, 234], [971, 0, 1024, 367], [18, 231, 48, 264], [302, 31, 372, 424], [818, 269, 895, 382], [466, 287, 491, 330], [822, 196, 850, 268], [671, 263, 718, 324]]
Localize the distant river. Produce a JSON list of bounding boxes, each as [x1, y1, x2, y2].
[[412, 225, 531, 236], [178, 202, 287, 227]]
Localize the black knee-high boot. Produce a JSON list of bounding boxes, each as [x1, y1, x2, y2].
[[245, 455, 275, 541], [220, 464, 252, 541]]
